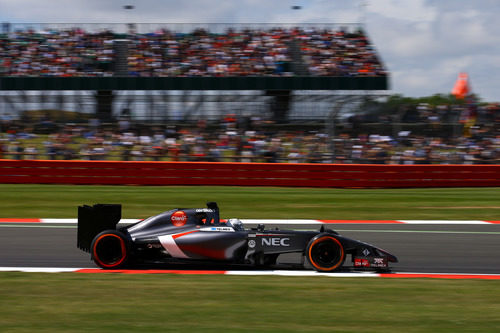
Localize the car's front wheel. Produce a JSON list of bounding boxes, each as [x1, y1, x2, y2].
[[306, 234, 345, 272]]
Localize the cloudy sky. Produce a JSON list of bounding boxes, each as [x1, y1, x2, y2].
[[0, 0, 498, 102]]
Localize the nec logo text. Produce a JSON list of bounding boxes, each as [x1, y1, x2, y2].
[[261, 238, 290, 247]]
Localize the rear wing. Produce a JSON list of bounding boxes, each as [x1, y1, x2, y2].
[[77, 204, 122, 252]]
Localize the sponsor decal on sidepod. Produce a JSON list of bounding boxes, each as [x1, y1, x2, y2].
[[261, 238, 290, 247], [171, 211, 188, 227]]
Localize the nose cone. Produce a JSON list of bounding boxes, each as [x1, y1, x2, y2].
[[379, 248, 398, 263], [388, 253, 398, 263]]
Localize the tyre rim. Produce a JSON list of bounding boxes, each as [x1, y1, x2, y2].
[[93, 234, 126, 268], [310, 237, 344, 270]]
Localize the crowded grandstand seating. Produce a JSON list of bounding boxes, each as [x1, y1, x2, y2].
[[0, 26, 386, 77], [296, 27, 386, 76], [127, 28, 293, 77], [0, 28, 115, 76]]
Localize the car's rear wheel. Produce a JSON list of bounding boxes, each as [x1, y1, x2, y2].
[[91, 230, 130, 269], [306, 234, 345, 272]]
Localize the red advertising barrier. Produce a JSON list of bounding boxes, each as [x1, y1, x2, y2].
[[0, 159, 499, 188]]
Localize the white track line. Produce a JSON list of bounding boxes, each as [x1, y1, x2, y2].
[[225, 270, 380, 277], [0, 267, 83, 273], [1, 267, 500, 279]]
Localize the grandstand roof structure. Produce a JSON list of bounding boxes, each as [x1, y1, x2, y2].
[[0, 76, 387, 91]]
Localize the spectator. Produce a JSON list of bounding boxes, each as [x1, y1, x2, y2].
[[0, 120, 497, 164], [0, 26, 386, 77]]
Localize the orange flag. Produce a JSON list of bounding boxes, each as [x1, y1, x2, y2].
[[451, 72, 470, 99]]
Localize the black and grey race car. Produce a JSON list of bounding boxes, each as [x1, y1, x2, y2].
[[77, 202, 397, 272]]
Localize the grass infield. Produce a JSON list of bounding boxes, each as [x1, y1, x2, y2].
[[0, 184, 498, 220], [1, 273, 499, 332]]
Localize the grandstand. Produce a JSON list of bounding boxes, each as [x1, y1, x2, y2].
[[0, 23, 497, 165], [0, 23, 386, 78], [0, 23, 388, 123]]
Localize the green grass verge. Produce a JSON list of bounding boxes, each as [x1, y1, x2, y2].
[[0, 184, 498, 220], [1, 273, 500, 332]]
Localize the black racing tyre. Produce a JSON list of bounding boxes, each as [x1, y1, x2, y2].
[[306, 233, 345, 272], [91, 230, 130, 269]]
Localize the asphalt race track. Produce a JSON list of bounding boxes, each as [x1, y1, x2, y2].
[[1, 223, 500, 274]]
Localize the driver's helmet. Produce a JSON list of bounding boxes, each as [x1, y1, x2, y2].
[[228, 218, 244, 231]]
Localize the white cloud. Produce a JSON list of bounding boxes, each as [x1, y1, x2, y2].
[[368, 0, 437, 23]]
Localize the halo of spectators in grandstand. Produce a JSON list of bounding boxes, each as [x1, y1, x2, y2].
[[0, 26, 386, 77]]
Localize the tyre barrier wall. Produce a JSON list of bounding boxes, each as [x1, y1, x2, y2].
[[0, 160, 499, 188]]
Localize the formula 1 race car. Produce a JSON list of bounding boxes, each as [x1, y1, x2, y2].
[[77, 202, 398, 272]]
